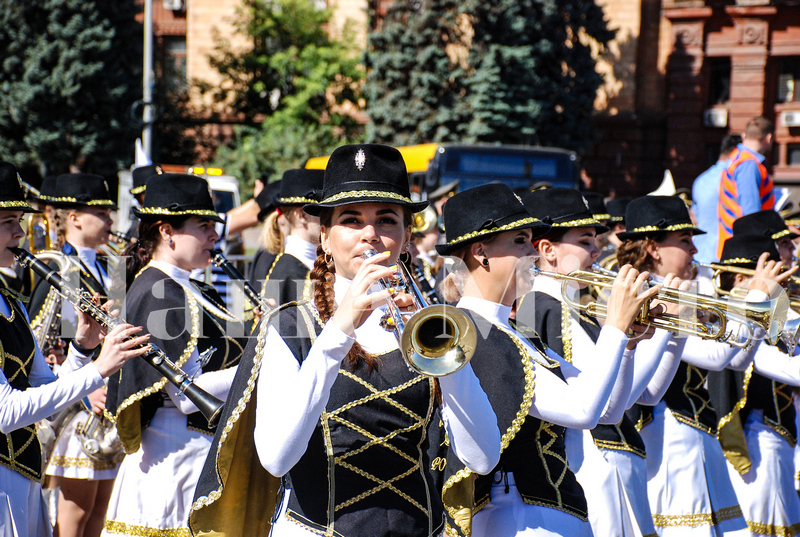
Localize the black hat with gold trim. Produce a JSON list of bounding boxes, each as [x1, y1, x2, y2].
[[0, 161, 39, 213], [616, 196, 705, 241], [133, 173, 223, 223], [274, 169, 324, 207], [48, 174, 117, 210], [303, 144, 428, 216], [436, 183, 551, 256], [520, 187, 609, 233], [256, 180, 281, 222], [607, 197, 631, 224], [719, 234, 780, 269], [130, 164, 162, 195], [732, 209, 798, 242], [582, 192, 610, 222]]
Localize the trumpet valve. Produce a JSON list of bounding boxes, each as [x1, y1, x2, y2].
[[379, 313, 394, 331]]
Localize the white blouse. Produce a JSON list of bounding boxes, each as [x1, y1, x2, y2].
[[253, 275, 501, 478], [284, 236, 318, 271], [457, 294, 630, 429]]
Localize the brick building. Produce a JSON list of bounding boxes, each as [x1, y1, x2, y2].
[[145, 0, 800, 196]]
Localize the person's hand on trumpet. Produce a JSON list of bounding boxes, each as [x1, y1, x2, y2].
[[749, 252, 799, 297], [602, 264, 661, 343]]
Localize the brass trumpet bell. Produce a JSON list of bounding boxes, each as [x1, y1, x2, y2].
[[400, 304, 477, 377], [412, 206, 439, 235]]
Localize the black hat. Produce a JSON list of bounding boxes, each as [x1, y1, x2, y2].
[[303, 144, 428, 216], [617, 196, 705, 241], [719, 234, 780, 268], [274, 169, 324, 207], [521, 188, 609, 233], [48, 174, 117, 210], [606, 197, 631, 224], [256, 180, 282, 221], [582, 192, 610, 221], [133, 173, 223, 223], [36, 176, 58, 204], [436, 183, 551, 256], [0, 162, 39, 213], [130, 164, 163, 195], [732, 210, 798, 242]]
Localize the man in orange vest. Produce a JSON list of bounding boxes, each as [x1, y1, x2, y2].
[[717, 116, 775, 258]]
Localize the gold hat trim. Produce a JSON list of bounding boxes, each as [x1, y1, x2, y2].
[[318, 189, 414, 205], [137, 207, 220, 218], [630, 222, 697, 234], [447, 217, 541, 245], [772, 229, 791, 240], [551, 217, 602, 228], [592, 213, 611, 221], [0, 200, 34, 209], [277, 196, 318, 204], [720, 257, 758, 265], [130, 185, 146, 195], [49, 196, 115, 206]]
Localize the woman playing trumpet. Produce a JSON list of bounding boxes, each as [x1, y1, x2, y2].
[[433, 184, 660, 537], [0, 162, 148, 537], [103, 174, 247, 537], [516, 187, 687, 537], [190, 144, 501, 537]]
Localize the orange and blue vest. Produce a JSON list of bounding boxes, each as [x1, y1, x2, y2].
[[717, 147, 774, 258]]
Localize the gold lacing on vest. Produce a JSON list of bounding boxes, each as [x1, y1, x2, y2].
[[560, 302, 572, 364], [323, 369, 434, 516], [765, 381, 797, 447], [677, 364, 716, 435], [536, 421, 568, 507]]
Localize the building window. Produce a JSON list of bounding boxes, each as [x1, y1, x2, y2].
[[778, 58, 800, 103], [788, 144, 800, 166], [708, 57, 730, 106], [162, 36, 187, 92]]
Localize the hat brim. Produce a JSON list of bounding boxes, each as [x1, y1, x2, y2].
[[772, 229, 799, 241], [617, 224, 706, 241], [303, 196, 429, 217], [0, 200, 40, 214], [549, 220, 610, 235], [436, 218, 551, 256], [132, 207, 224, 223], [130, 185, 146, 196], [48, 199, 118, 211]]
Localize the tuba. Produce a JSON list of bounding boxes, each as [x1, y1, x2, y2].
[[362, 249, 476, 377]]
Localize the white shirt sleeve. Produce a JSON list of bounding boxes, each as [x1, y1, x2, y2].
[[625, 329, 672, 407], [680, 323, 754, 371], [163, 349, 239, 414], [636, 336, 688, 405], [527, 325, 629, 428], [751, 343, 800, 386], [438, 363, 501, 475], [0, 363, 104, 434], [254, 321, 355, 477]]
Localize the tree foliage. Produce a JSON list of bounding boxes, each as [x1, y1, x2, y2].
[[0, 0, 142, 179], [206, 0, 365, 192], [364, 0, 614, 152]]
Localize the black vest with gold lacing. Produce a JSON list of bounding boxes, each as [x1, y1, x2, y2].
[[518, 291, 647, 458], [106, 267, 246, 453], [273, 303, 439, 537], [662, 361, 718, 434], [442, 311, 587, 537], [744, 371, 797, 445], [0, 290, 43, 481]]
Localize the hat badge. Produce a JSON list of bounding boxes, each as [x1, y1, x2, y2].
[[581, 196, 590, 210], [355, 149, 366, 171]]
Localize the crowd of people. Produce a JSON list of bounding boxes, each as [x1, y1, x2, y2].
[[0, 119, 799, 537]]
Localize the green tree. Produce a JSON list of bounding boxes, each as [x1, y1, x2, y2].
[[0, 0, 142, 179], [205, 0, 365, 192], [364, 0, 614, 152]]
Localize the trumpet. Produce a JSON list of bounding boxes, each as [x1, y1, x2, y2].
[[212, 250, 273, 315], [530, 266, 789, 347], [693, 261, 800, 311], [362, 249, 476, 377], [12, 247, 225, 427], [411, 206, 439, 235]]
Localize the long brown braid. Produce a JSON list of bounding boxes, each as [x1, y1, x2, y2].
[[310, 244, 374, 368]]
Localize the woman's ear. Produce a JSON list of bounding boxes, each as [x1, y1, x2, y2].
[[537, 239, 558, 263], [733, 273, 749, 288], [645, 240, 660, 262], [319, 226, 330, 253], [158, 222, 174, 244], [293, 207, 308, 224]]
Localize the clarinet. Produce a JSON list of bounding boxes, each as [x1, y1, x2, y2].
[[212, 250, 272, 315], [12, 248, 224, 427], [411, 261, 440, 305]]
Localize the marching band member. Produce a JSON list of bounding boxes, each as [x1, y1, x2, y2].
[[247, 178, 282, 294], [708, 234, 800, 535], [616, 195, 762, 536], [27, 174, 121, 537], [258, 169, 324, 307], [190, 144, 500, 537], [0, 162, 147, 537], [103, 174, 247, 537], [732, 210, 798, 268], [516, 187, 678, 537], [434, 184, 660, 537]]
